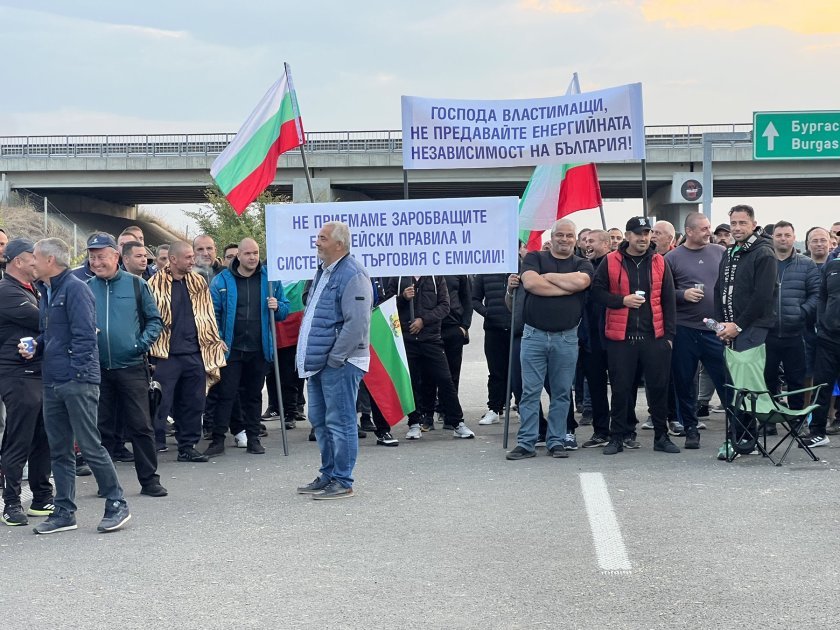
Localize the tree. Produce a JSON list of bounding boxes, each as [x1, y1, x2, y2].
[[185, 184, 289, 254]]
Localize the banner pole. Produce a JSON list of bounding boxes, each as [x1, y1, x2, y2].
[[267, 281, 289, 456], [502, 289, 516, 450], [403, 169, 409, 200], [598, 203, 607, 230], [641, 159, 649, 218], [284, 62, 315, 204]]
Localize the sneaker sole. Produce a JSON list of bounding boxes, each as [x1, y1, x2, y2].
[[27, 508, 55, 517], [506, 451, 536, 460], [97, 513, 132, 533], [312, 491, 354, 500], [453, 434, 475, 439], [34, 524, 78, 534], [2, 517, 28, 526], [376, 441, 399, 447], [478, 419, 499, 425], [297, 488, 329, 494]]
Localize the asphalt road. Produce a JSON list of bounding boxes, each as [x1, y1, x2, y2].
[[3, 320, 839, 629]]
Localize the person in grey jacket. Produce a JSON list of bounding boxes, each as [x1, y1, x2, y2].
[[296, 222, 372, 500]]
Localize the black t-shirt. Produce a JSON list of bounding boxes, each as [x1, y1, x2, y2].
[[522, 251, 594, 332], [169, 279, 200, 355]]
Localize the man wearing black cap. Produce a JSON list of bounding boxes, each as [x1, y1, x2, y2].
[[0, 239, 54, 526], [713, 224, 733, 247], [591, 216, 679, 455], [85, 233, 167, 495]]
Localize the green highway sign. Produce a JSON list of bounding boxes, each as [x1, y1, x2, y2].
[[753, 110, 840, 160]]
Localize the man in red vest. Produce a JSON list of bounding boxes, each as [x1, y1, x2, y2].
[[591, 216, 679, 455]]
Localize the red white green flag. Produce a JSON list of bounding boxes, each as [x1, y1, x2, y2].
[[211, 63, 305, 215], [518, 74, 602, 250], [363, 297, 415, 426]]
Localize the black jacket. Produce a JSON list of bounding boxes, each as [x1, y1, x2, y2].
[[580, 255, 608, 353], [386, 275, 449, 343], [817, 256, 840, 341], [714, 233, 778, 330], [441, 275, 473, 333], [472, 273, 512, 330], [0, 274, 42, 378], [770, 251, 820, 337]]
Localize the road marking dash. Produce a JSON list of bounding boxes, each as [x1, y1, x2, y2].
[[579, 472, 632, 575]]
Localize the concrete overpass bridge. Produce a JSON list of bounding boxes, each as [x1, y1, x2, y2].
[[1, 124, 839, 226]]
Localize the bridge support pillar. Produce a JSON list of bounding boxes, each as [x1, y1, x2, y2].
[[47, 194, 136, 220], [293, 178, 372, 203], [648, 185, 700, 233]]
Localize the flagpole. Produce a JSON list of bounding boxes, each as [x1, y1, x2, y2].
[[284, 62, 316, 204], [502, 289, 516, 450], [267, 281, 289, 456], [598, 203, 607, 230], [641, 159, 649, 218]]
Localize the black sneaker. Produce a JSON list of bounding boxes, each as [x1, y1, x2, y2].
[[623, 437, 641, 449], [156, 445, 169, 453], [359, 414, 377, 432], [825, 421, 840, 435], [696, 404, 710, 418], [799, 434, 829, 448], [297, 476, 331, 494], [140, 483, 168, 497], [357, 425, 367, 439], [376, 432, 399, 446], [308, 428, 316, 442], [285, 419, 296, 430], [202, 430, 213, 441], [75, 455, 92, 477], [177, 447, 209, 463], [246, 439, 266, 454], [603, 439, 623, 455], [312, 480, 354, 500], [97, 501, 131, 533], [548, 444, 569, 458], [654, 435, 681, 453], [112, 447, 134, 463], [33, 511, 77, 535], [582, 434, 609, 448], [420, 417, 435, 432], [262, 408, 280, 419], [684, 430, 701, 450], [2, 504, 28, 526], [27, 500, 56, 517], [580, 410, 593, 426], [259, 424, 269, 437], [203, 441, 225, 457], [506, 445, 536, 460]]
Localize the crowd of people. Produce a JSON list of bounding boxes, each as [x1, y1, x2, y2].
[[0, 207, 839, 529]]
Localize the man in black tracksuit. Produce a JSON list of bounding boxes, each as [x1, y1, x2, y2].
[[0, 239, 54, 526], [591, 217, 679, 455], [386, 276, 473, 439], [473, 272, 514, 424]]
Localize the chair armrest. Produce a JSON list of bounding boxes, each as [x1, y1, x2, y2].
[[776, 383, 828, 399]]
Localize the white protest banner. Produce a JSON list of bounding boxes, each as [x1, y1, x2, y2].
[[401, 83, 645, 170], [265, 197, 519, 282]]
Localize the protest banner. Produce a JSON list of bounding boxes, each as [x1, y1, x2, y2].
[[265, 197, 520, 282], [401, 83, 645, 170]]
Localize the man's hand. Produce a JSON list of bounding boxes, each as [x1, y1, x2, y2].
[[716, 322, 740, 341], [409, 318, 424, 335], [18, 340, 35, 360], [267, 297, 278, 311], [507, 274, 520, 292], [402, 285, 415, 300], [459, 326, 467, 338], [623, 294, 645, 309], [683, 288, 704, 303]]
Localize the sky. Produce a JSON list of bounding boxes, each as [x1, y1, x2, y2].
[[1, 0, 839, 233]]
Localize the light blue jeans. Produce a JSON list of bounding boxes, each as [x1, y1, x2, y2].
[[517, 325, 579, 451], [307, 363, 364, 488]]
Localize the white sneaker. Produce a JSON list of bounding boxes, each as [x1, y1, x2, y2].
[[234, 430, 248, 448], [406, 425, 422, 440], [452, 422, 475, 439], [478, 410, 500, 425], [696, 421, 707, 430]]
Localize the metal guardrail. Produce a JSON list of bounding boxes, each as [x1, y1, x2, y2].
[[0, 125, 753, 159]]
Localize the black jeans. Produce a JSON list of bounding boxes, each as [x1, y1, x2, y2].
[[266, 345, 305, 418], [606, 337, 672, 440], [99, 364, 161, 487], [420, 324, 467, 413], [484, 327, 511, 412], [764, 334, 807, 410], [212, 350, 268, 442], [405, 339, 463, 425], [154, 352, 206, 450], [0, 377, 52, 507], [580, 346, 611, 438], [808, 336, 840, 436]]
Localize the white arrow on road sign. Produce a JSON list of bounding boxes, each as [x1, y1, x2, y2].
[[762, 121, 779, 151]]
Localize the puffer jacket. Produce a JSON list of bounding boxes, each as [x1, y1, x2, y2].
[[817, 256, 840, 341], [770, 251, 820, 337], [472, 273, 511, 330], [0, 274, 42, 378], [441, 275, 473, 335]]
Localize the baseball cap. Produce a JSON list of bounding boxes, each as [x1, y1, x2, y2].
[[86, 233, 118, 251], [714, 223, 731, 234], [625, 216, 652, 234], [4, 238, 34, 261]]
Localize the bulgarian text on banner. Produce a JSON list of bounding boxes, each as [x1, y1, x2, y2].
[[265, 197, 520, 282], [401, 83, 645, 170]]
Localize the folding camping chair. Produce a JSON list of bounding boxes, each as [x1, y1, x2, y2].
[[723, 344, 827, 466]]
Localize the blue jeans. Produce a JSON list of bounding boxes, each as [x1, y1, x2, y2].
[[307, 363, 364, 488], [672, 326, 727, 432], [43, 381, 125, 515], [517, 325, 579, 451]]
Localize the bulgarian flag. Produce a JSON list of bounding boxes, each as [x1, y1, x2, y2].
[[363, 297, 415, 426], [211, 63, 305, 215], [518, 74, 602, 250]]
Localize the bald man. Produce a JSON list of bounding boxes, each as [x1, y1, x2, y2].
[[651, 220, 676, 255]]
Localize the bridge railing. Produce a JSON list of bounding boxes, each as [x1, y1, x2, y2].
[[0, 125, 752, 159]]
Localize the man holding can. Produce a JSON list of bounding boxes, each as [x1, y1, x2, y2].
[[591, 216, 679, 455]]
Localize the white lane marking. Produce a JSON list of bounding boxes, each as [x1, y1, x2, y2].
[[579, 472, 632, 574]]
